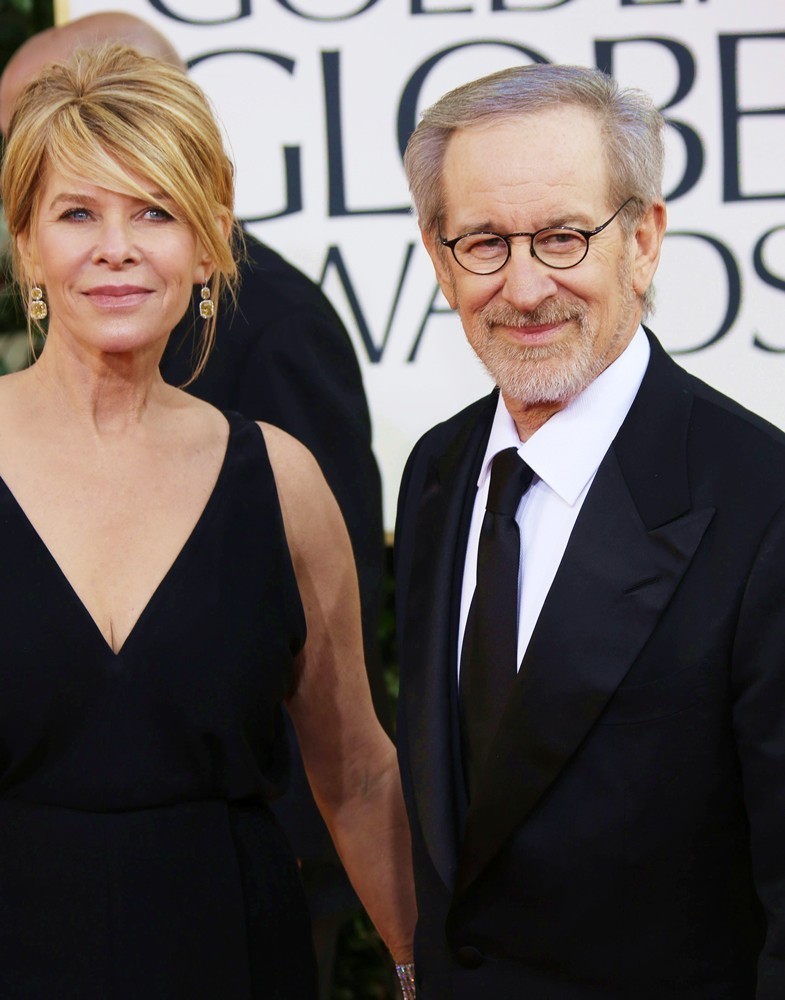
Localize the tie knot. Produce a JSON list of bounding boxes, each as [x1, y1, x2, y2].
[[486, 447, 533, 516]]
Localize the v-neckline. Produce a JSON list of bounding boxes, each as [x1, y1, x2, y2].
[[0, 414, 236, 658]]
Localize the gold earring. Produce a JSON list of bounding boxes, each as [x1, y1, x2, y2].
[[30, 285, 48, 321], [199, 283, 214, 319]]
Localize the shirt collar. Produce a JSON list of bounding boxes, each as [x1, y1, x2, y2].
[[478, 326, 651, 506]]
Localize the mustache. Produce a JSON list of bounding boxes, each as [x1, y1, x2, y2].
[[480, 300, 587, 329]]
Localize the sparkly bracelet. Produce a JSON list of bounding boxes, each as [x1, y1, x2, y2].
[[395, 962, 416, 999]]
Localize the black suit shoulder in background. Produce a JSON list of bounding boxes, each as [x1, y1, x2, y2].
[[161, 233, 388, 973], [162, 234, 386, 705]]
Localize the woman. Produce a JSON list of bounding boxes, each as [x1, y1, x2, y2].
[[0, 43, 416, 998]]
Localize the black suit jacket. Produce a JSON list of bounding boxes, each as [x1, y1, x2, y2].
[[163, 233, 387, 874], [395, 331, 785, 999]]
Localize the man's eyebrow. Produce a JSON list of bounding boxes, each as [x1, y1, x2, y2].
[[448, 220, 500, 235], [450, 213, 596, 235]]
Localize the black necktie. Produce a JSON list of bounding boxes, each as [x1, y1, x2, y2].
[[460, 447, 534, 800]]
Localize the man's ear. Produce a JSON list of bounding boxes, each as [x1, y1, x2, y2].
[[422, 227, 459, 310], [632, 201, 667, 299]]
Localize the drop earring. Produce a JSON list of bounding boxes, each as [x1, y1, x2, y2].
[[199, 282, 214, 319], [29, 284, 47, 321]]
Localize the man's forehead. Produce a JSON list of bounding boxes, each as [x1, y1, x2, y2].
[[444, 106, 602, 161], [440, 108, 608, 225], [0, 57, 28, 134], [0, 31, 64, 134]]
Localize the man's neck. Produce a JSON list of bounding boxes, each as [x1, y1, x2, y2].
[[502, 398, 566, 442]]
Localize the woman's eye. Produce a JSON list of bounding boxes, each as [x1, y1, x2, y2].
[[145, 206, 174, 221], [60, 207, 91, 222]]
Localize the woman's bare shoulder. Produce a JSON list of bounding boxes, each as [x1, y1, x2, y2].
[[257, 421, 324, 487], [257, 421, 345, 556]]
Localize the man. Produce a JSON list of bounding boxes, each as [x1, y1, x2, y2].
[[0, 15, 388, 996], [395, 63, 785, 998]]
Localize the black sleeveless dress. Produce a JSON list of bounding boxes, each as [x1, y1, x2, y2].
[[0, 413, 318, 998]]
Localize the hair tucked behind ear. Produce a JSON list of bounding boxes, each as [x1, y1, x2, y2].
[[1, 42, 243, 377]]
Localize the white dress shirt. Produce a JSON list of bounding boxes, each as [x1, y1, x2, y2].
[[458, 326, 651, 675]]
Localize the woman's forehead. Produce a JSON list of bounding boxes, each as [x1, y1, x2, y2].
[[40, 150, 164, 204]]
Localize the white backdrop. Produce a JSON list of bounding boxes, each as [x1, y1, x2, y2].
[[57, 0, 785, 529]]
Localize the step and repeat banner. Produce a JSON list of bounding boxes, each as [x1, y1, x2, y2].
[[57, 0, 785, 528]]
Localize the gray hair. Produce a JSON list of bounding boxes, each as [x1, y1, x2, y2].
[[404, 64, 665, 315]]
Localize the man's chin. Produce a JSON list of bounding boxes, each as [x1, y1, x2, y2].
[[499, 382, 583, 408], [485, 352, 599, 408]]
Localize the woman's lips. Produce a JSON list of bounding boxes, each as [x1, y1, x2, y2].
[[84, 285, 152, 307]]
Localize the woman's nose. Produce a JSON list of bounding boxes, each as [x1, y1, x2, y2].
[[92, 218, 140, 266]]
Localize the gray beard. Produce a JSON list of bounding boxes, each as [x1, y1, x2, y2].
[[470, 300, 614, 406]]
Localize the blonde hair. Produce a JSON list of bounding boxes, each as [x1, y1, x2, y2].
[[1, 42, 241, 378]]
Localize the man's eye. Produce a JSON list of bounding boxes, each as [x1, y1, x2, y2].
[[536, 230, 584, 252], [462, 235, 508, 258]]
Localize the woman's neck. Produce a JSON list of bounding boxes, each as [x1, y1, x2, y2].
[[27, 333, 171, 435]]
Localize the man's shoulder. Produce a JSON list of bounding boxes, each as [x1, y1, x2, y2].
[[237, 232, 336, 321], [398, 390, 497, 518], [412, 390, 498, 461], [240, 232, 308, 286], [653, 337, 785, 455], [204, 231, 358, 368], [688, 372, 785, 450], [642, 332, 785, 498], [395, 390, 496, 565]]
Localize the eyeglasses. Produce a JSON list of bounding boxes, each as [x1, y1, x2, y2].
[[439, 198, 635, 275]]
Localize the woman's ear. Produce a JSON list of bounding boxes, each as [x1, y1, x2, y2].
[[194, 245, 216, 286], [193, 209, 233, 284], [216, 208, 232, 242], [15, 229, 38, 285]]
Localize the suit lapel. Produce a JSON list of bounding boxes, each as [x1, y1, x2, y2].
[[455, 335, 716, 896], [400, 394, 496, 890]]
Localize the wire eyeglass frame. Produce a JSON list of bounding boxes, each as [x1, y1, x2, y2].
[[439, 197, 636, 275]]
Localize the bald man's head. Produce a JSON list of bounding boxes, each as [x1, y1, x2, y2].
[[0, 11, 183, 134]]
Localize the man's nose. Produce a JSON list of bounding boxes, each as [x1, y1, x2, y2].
[[498, 238, 558, 313]]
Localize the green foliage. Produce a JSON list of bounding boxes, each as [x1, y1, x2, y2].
[[0, 0, 54, 73], [380, 546, 400, 709], [0, 266, 23, 334], [330, 551, 402, 999], [332, 909, 398, 1000], [0, 0, 53, 366], [0, 151, 30, 371]]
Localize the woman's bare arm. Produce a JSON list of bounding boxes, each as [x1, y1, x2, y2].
[[262, 422, 416, 965]]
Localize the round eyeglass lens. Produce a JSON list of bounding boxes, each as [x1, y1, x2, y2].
[[454, 234, 509, 273], [532, 229, 589, 267]]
